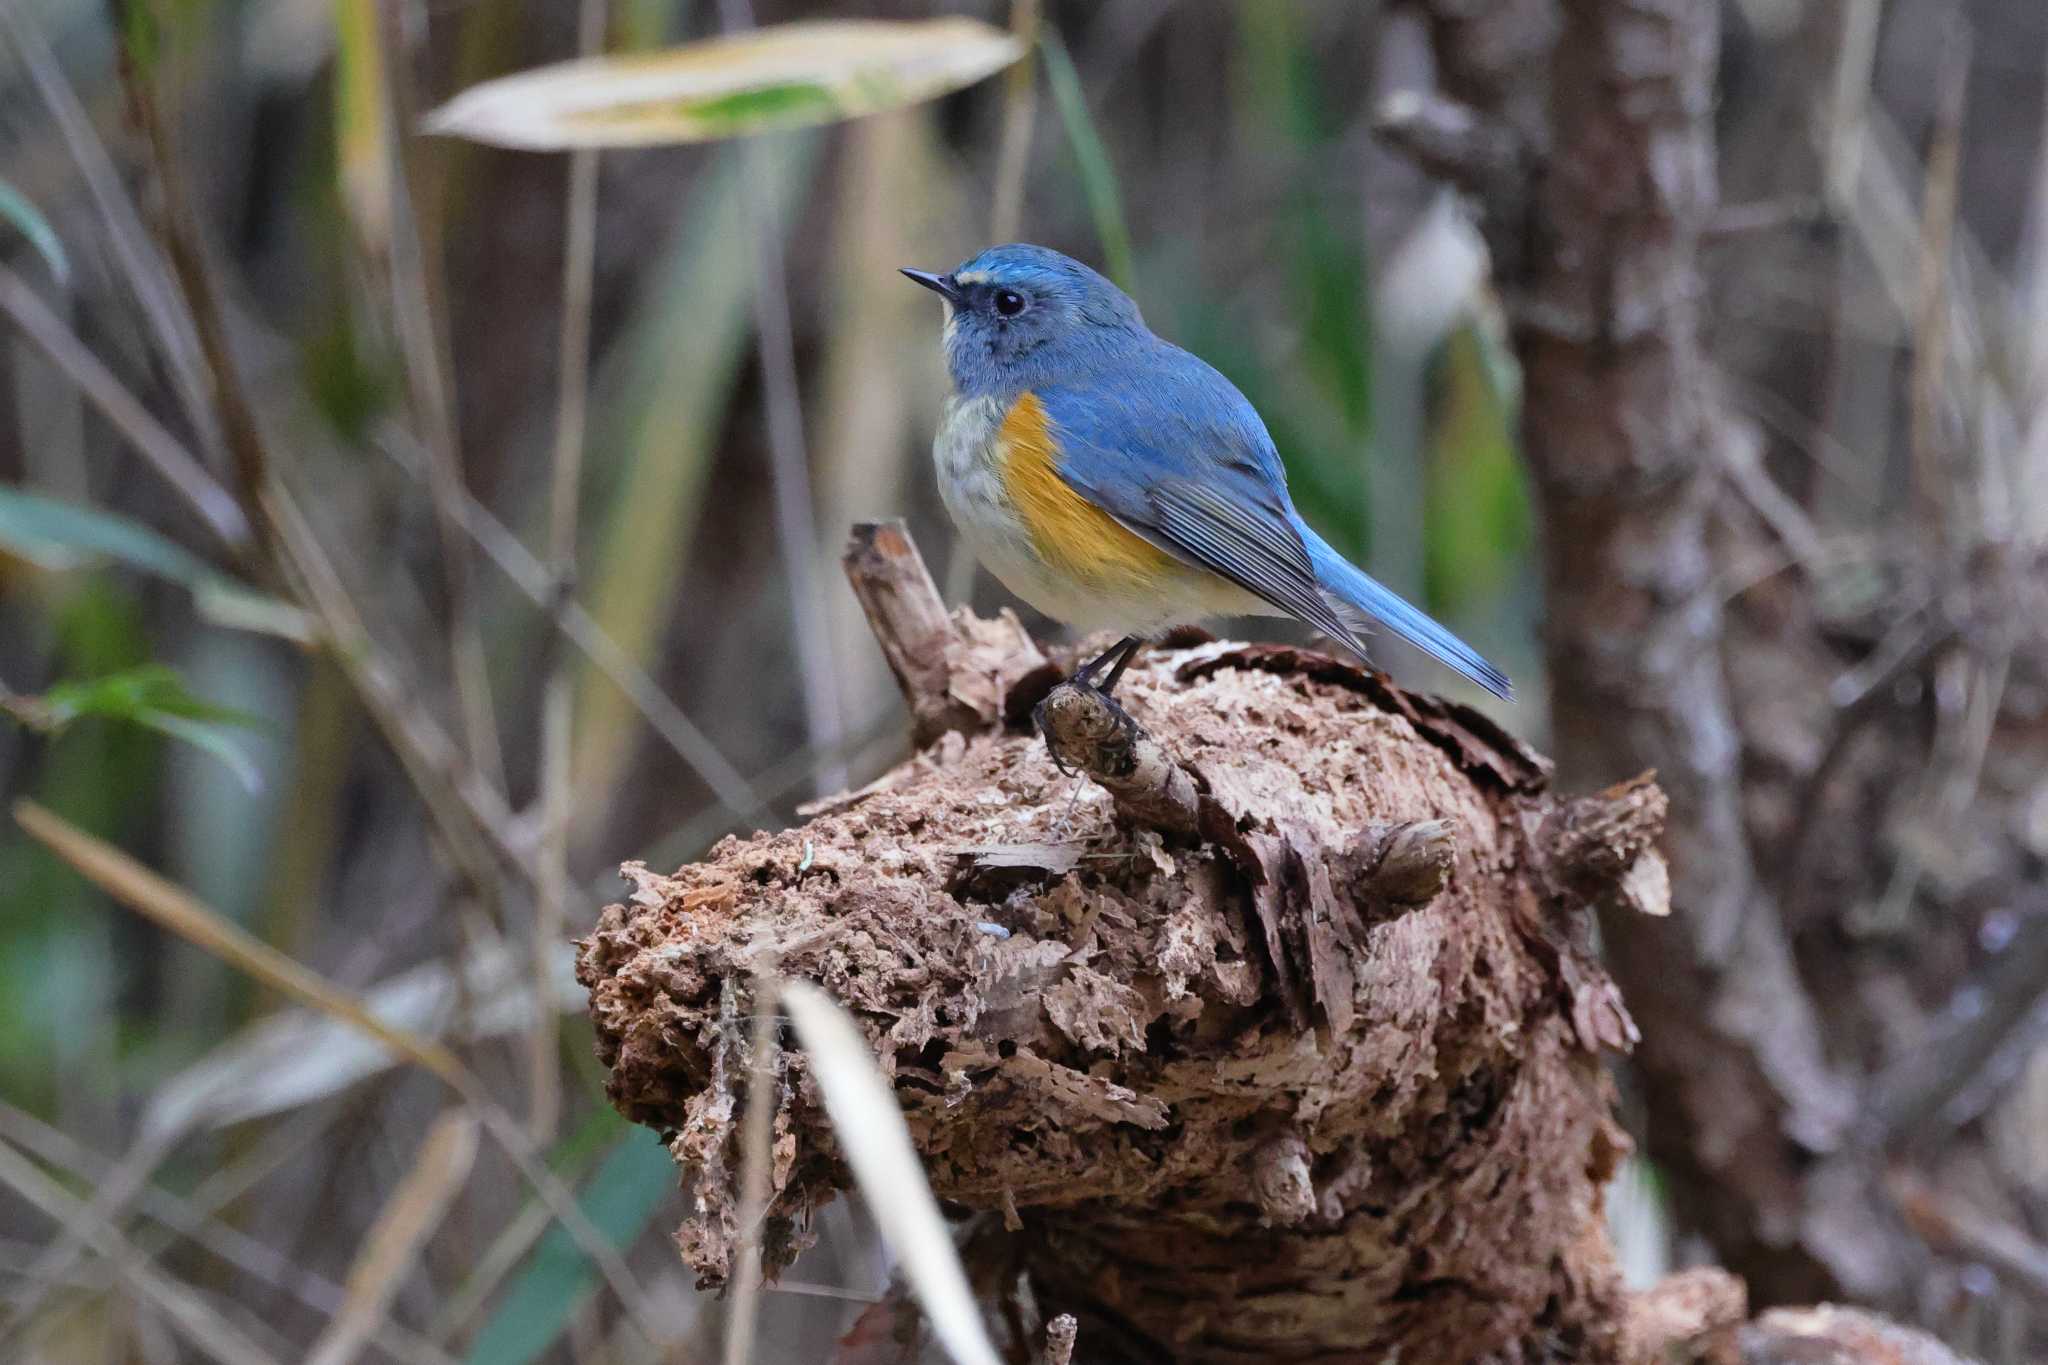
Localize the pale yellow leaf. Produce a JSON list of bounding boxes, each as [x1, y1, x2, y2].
[[421, 18, 1022, 150], [781, 981, 1001, 1365]]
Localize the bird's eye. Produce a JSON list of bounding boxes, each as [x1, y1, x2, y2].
[[993, 289, 1027, 317]]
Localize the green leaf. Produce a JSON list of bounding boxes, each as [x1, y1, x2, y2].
[[422, 17, 1021, 149], [132, 710, 263, 792], [40, 665, 257, 728], [463, 1133, 674, 1365], [0, 489, 310, 641], [0, 180, 70, 284], [0, 488, 215, 582], [645, 79, 839, 133], [118, 0, 164, 75], [32, 665, 266, 791], [1039, 29, 1134, 292]]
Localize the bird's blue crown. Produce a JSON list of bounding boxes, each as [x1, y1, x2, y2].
[[929, 244, 1146, 399]]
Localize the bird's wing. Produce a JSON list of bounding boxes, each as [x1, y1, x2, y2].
[[1035, 355, 1364, 650]]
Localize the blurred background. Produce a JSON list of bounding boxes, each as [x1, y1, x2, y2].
[[0, 0, 2043, 1360]]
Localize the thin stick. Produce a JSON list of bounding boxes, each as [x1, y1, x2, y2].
[[0, 7, 221, 461], [1822, 0, 1884, 211], [0, 1101, 456, 1365], [0, 264, 248, 552], [530, 0, 610, 1145], [364, 4, 507, 791], [0, 1110, 184, 1324], [303, 1111, 478, 1365], [721, 971, 782, 1365], [2017, 28, 2048, 549], [113, 43, 523, 902], [0, 1101, 340, 1310], [116, 51, 275, 547], [1905, 17, 1971, 547], [1891, 1169, 2048, 1303], [14, 801, 467, 1085], [718, 0, 848, 796], [263, 484, 521, 895], [426, 1192, 554, 1342]]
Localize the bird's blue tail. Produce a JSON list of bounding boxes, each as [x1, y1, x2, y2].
[[1296, 520, 1513, 700]]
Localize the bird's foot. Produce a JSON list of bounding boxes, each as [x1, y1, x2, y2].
[[1033, 688, 1074, 774], [1033, 679, 1138, 775]]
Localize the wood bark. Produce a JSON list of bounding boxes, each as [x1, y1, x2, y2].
[[577, 524, 1691, 1362], [578, 520, 1999, 1361]]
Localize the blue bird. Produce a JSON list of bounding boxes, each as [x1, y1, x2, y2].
[[901, 244, 1511, 703]]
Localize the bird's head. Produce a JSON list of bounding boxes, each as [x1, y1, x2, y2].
[[901, 243, 1142, 396]]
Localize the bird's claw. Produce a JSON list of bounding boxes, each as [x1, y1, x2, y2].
[[1032, 692, 1074, 774], [1034, 680, 1137, 775]]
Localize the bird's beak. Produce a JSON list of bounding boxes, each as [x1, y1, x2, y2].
[[899, 268, 961, 304]]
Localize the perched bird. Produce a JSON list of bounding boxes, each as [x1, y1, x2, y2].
[[901, 244, 1511, 702]]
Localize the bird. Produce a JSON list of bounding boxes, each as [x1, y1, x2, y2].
[[900, 243, 1512, 706]]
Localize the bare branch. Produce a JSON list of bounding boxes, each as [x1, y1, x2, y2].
[[1033, 683, 1201, 839], [841, 521, 1053, 745]]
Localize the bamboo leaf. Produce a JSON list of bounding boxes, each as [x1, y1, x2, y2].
[[24, 665, 266, 791], [422, 18, 1021, 150], [0, 488, 309, 640], [0, 487, 215, 581], [131, 709, 263, 792], [782, 981, 1001, 1365], [38, 666, 258, 729], [462, 1132, 675, 1365], [141, 939, 581, 1138]]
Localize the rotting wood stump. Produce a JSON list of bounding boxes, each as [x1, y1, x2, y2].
[[577, 522, 1699, 1363]]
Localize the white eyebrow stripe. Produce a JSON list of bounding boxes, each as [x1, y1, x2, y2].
[[953, 270, 990, 285]]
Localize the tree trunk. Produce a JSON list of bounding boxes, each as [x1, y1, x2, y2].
[[1400, 0, 2048, 1341], [578, 523, 1686, 1362]]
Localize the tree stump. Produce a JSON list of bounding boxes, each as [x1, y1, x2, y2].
[[577, 523, 1690, 1362]]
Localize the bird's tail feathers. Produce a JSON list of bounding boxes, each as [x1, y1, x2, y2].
[[1298, 525, 1513, 701]]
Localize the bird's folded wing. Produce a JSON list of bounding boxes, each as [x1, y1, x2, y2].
[[1034, 370, 1362, 648], [1057, 451, 1362, 649], [1135, 477, 1363, 647]]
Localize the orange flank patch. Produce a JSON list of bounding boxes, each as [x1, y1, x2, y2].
[[996, 392, 1175, 587]]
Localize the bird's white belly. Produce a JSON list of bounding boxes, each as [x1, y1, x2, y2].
[[931, 394, 1270, 634]]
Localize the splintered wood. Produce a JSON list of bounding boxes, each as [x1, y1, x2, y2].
[[576, 524, 1678, 1362]]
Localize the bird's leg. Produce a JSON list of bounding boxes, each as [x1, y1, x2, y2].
[[1093, 636, 1145, 698], [1071, 635, 1143, 693]]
